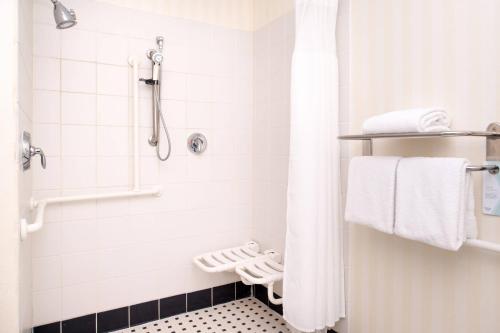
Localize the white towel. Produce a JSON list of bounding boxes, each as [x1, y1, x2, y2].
[[394, 157, 477, 251], [362, 108, 450, 134], [345, 156, 402, 234]]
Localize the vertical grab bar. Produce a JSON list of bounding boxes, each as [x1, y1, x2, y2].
[[129, 57, 140, 191]]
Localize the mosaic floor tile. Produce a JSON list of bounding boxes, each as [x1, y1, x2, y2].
[[117, 297, 289, 333]]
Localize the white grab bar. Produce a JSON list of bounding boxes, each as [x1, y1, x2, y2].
[[465, 239, 500, 253], [129, 56, 140, 191], [20, 56, 162, 240]]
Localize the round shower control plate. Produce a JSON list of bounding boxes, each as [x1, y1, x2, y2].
[[188, 133, 207, 154]]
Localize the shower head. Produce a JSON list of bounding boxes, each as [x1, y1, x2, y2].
[[51, 0, 77, 29]]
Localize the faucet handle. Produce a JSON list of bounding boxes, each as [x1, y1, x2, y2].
[[21, 131, 47, 171], [30, 146, 46, 169]]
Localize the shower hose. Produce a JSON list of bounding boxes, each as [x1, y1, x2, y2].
[[153, 83, 172, 161]]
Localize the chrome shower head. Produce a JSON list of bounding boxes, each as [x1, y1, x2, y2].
[[51, 0, 77, 29]]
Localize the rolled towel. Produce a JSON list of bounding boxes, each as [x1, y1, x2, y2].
[[345, 156, 402, 234], [394, 157, 477, 251], [362, 108, 450, 134]]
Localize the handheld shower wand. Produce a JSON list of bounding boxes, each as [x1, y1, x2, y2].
[[140, 36, 172, 161]]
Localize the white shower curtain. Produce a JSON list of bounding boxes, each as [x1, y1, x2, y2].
[[283, 0, 345, 332]]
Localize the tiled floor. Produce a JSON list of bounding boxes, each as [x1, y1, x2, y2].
[[116, 297, 289, 333]]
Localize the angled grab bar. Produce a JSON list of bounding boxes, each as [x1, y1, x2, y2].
[[20, 57, 162, 240]]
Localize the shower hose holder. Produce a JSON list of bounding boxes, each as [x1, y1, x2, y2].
[[193, 241, 284, 305]]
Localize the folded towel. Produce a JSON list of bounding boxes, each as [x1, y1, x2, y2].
[[394, 157, 477, 251], [345, 156, 402, 234], [362, 108, 450, 134]]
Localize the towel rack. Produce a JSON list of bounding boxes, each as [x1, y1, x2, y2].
[[338, 121, 500, 253]]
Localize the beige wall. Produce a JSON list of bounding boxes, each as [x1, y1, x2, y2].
[[349, 0, 500, 332], [0, 0, 21, 332], [18, 0, 33, 331], [97, 0, 254, 30], [252, 0, 294, 30], [97, 0, 295, 31]]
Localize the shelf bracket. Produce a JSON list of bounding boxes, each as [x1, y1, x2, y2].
[[362, 139, 373, 156], [486, 122, 500, 161]]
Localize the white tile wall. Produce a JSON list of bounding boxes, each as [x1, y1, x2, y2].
[[251, 13, 295, 255], [31, 0, 253, 327]]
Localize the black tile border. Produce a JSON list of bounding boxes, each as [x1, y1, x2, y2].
[[235, 281, 252, 299], [159, 294, 186, 319], [34, 282, 332, 333], [97, 307, 128, 333], [33, 282, 244, 333], [130, 300, 159, 326], [61, 314, 96, 333], [33, 322, 61, 333], [212, 283, 236, 305], [187, 287, 212, 311]]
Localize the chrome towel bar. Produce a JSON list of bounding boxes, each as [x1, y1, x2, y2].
[[466, 165, 499, 174], [338, 130, 500, 140], [338, 121, 500, 253]]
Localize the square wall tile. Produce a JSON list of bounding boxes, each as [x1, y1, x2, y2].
[[32, 221, 61, 258], [32, 256, 62, 292], [62, 252, 98, 286], [138, 156, 158, 184], [33, 1, 52, 25], [97, 95, 129, 126], [97, 33, 129, 66], [61, 92, 97, 125], [34, 57, 60, 90], [97, 276, 133, 313], [96, 217, 135, 250], [186, 74, 213, 102], [33, 288, 62, 326], [61, 29, 97, 62], [33, 90, 60, 124], [162, 72, 186, 100], [162, 43, 188, 72], [157, 267, 189, 299], [97, 64, 129, 96], [33, 23, 60, 58], [33, 124, 60, 157], [96, 156, 129, 187], [163, 100, 186, 128], [159, 156, 187, 184], [33, 156, 61, 190], [61, 156, 97, 189], [97, 126, 129, 156], [61, 125, 96, 156], [61, 220, 98, 254], [186, 102, 212, 129], [62, 283, 98, 319], [61, 60, 96, 93]]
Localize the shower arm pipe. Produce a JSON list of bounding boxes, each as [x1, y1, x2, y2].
[[20, 57, 162, 240]]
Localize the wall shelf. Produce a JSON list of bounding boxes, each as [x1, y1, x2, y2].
[[338, 130, 500, 140]]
